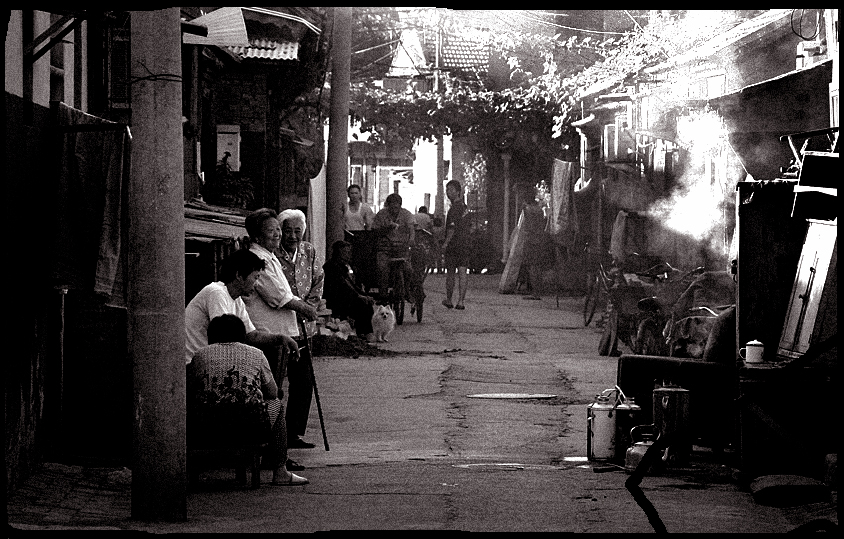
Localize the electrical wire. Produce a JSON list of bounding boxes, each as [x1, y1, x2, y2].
[[353, 38, 401, 55], [790, 9, 821, 40], [130, 60, 182, 85], [352, 47, 398, 75], [512, 10, 628, 35]]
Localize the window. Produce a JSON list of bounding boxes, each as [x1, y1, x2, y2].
[[49, 14, 65, 103], [107, 23, 130, 110], [706, 74, 725, 99]]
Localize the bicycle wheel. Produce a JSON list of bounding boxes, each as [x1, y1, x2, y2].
[[635, 318, 665, 356], [391, 271, 405, 325], [583, 273, 600, 326], [598, 307, 619, 356]]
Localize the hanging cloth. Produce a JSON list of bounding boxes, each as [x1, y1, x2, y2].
[[548, 159, 578, 248], [52, 102, 131, 307]]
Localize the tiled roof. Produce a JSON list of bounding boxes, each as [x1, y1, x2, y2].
[[228, 39, 299, 61], [441, 35, 490, 71]]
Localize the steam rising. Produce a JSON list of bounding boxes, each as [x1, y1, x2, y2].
[[646, 108, 735, 266]]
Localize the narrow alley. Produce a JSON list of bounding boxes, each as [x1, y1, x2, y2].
[[9, 274, 822, 533]]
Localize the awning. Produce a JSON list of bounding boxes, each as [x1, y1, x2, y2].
[[184, 7, 320, 60], [183, 7, 250, 47], [185, 202, 247, 242], [710, 59, 834, 180], [230, 39, 299, 61]]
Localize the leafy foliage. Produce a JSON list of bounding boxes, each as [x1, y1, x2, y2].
[[350, 7, 402, 80], [348, 10, 763, 152]]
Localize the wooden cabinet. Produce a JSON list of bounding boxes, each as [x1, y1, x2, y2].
[[735, 181, 807, 361]]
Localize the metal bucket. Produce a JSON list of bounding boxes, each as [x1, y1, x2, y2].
[[653, 386, 691, 465], [587, 386, 640, 462], [587, 392, 616, 461]]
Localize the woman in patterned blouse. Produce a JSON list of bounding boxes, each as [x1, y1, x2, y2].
[[276, 208, 324, 449], [188, 314, 308, 485]]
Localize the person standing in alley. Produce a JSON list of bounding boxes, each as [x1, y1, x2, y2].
[[242, 208, 318, 470], [414, 205, 433, 233], [343, 184, 374, 232], [520, 191, 548, 301], [442, 180, 470, 310], [276, 208, 324, 450]]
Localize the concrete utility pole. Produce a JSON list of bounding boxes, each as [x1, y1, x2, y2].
[[129, 9, 187, 521], [433, 13, 446, 218], [500, 152, 511, 264], [325, 7, 352, 247]]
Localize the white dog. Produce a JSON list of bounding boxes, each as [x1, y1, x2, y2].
[[371, 304, 396, 342]]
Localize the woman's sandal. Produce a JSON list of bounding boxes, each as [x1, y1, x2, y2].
[[269, 473, 309, 486], [442, 300, 454, 309]]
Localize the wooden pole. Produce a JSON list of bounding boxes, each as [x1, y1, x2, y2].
[[501, 152, 511, 263], [326, 7, 352, 247], [433, 16, 445, 218], [129, 8, 186, 521]]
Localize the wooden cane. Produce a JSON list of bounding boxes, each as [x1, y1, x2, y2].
[[299, 316, 329, 451]]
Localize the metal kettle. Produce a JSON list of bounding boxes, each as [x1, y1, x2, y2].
[[625, 424, 660, 473]]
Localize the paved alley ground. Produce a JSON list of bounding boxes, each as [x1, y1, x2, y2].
[[7, 274, 833, 533]]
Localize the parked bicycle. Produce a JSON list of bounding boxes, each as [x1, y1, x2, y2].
[[634, 266, 706, 356], [589, 254, 701, 357], [582, 244, 616, 327]]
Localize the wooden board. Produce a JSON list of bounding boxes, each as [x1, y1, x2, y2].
[[499, 211, 526, 294]]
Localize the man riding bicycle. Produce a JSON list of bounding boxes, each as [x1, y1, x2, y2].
[[372, 193, 416, 298]]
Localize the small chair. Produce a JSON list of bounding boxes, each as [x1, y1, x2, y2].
[[188, 442, 268, 489]]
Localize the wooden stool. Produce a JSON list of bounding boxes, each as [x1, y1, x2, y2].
[[188, 443, 268, 489]]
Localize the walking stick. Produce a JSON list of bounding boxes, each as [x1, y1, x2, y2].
[[299, 316, 329, 451]]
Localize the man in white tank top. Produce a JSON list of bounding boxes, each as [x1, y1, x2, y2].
[[343, 184, 374, 231]]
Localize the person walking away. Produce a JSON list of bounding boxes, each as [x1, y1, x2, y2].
[[343, 184, 374, 232], [442, 180, 470, 310], [188, 314, 307, 485], [276, 209, 324, 450]]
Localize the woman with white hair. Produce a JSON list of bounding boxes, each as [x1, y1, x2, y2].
[[242, 208, 318, 467], [276, 208, 324, 450]]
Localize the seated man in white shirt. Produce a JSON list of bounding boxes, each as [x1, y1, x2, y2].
[[185, 248, 298, 367]]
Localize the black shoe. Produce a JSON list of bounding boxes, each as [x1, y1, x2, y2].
[[288, 437, 316, 449], [286, 458, 305, 471]]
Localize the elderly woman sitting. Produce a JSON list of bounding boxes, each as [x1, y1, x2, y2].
[[187, 314, 308, 485]]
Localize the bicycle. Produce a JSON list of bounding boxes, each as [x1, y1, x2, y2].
[[408, 229, 432, 323], [583, 261, 612, 327], [634, 265, 706, 356], [386, 257, 408, 325]]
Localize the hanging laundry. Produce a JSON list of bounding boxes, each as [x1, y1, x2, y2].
[[548, 159, 578, 249], [52, 102, 131, 308]]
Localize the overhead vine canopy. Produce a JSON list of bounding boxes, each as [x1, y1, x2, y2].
[[344, 9, 767, 153]]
